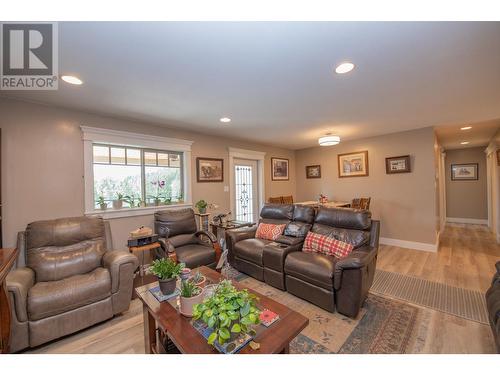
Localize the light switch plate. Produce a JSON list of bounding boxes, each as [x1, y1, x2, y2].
[[224, 186, 229, 192]]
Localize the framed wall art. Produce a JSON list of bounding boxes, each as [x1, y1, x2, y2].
[[271, 157, 289, 181], [306, 165, 321, 179], [451, 163, 478, 181], [385, 155, 411, 174], [337, 151, 369, 178], [196, 157, 224, 182]]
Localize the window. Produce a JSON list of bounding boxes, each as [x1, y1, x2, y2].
[[92, 144, 184, 209]]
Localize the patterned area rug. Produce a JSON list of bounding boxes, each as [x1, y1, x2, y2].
[[221, 267, 430, 354]]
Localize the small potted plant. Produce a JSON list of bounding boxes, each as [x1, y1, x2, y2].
[[179, 280, 204, 317], [193, 280, 261, 347], [150, 180, 166, 206], [195, 199, 208, 214], [189, 270, 206, 288], [97, 196, 107, 210], [177, 193, 184, 204], [137, 198, 146, 208], [149, 258, 185, 295], [112, 193, 124, 209]]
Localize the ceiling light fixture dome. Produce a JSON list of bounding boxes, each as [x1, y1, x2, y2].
[[220, 117, 231, 123], [335, 62, 355, 74], [460, 141, 470, 145], [318, 134, 340, 146], [61, 75, 83, 85], [460, 126, 472, 130]]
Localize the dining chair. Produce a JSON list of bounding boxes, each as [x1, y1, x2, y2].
[[281, 195, 294, 204]]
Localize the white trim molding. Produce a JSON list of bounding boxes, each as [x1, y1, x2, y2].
[[228, 148, 266, 221], [86, 203, 192, 220], [379, 237, 438, 252], [446, 217, 489, 225], [81, 126, 193, 218]]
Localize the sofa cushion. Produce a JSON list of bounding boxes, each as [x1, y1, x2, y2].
[[312, 223, 369, 249], [284, 251, 337, 291], [284, 222, 312, 238], [28, 267, 111, 321], [234, 238, 271, 266], [293, 205, 315, 224], [155, 208, 197, 237], [315, 207, 371, 230], [255, 223, 286, 241], [303, 232, 354, 259], [260, 204, 294, 225], [176, 243, 216, 269]]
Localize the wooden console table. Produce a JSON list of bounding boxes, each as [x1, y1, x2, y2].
[[0, 248, 19, 353]]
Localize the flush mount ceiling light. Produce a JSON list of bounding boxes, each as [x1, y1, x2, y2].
[[318, 134, 341, 146], [460, 126, 472, 130], [461, 141, 470, 145], [335, 62, 355, 74], [61, 75, 83, 85], [220, 117, 231, 123]]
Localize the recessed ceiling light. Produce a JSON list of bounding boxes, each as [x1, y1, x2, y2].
[[460, 126, 472, 130], [318, 134, 341, 146], [220, 117, 231, 123], [460, 141, 470, 145], [61, 75, 83, 85], [335, 62, 355, 74]]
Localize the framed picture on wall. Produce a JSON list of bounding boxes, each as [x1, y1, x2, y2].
[[196, 157, 224, 182], [306, 165, 321, 179], [271, 157, 289, 181], [385, 155, 411, 174], [337, 151, 369, 178], [497, 149, 500, 166], [451, 163, 478, 181]]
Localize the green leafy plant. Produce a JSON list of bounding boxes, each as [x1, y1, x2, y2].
[[195, 199, 208, 212], [97, 196, 106, 206], [123, 195, 136, 207], [192, 280, 261, 346], [149, 258, 185, 280], [116, 192, 124, 200], [180, 280, 202, 298], [191, 271, 204, 284]]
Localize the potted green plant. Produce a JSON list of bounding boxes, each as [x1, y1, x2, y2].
[[188, 270, 206, 288], [149, 258, 185, 295], [123, 194, 137, 208], [177, 193, 184, 204], [179, 280, 204, 317], [192, 280, 261, 347], [112, 193, 124, 209], [97, 196, 107, 210], [195, 199, 208, 214]]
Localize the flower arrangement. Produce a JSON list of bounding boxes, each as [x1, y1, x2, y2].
[[319, 194, 328, 204], [149, 180, 166, 205]]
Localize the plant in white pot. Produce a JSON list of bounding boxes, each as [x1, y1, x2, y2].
[[179, 280, 204, 317], [149, 258, 185, 295], [112, 193, 124, 209], [97, 196, 107, 210]]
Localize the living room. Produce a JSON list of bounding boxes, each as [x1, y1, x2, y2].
[[1, 1, 500, 374]]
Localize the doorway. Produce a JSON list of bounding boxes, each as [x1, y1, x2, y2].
[[233, 159, 259, 222]]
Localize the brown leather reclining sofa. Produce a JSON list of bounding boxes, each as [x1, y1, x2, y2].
[[226, 204, 380, 318], [6, 216, 138, 352]]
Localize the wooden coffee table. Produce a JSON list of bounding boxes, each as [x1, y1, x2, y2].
[[136, 266, 308, 354]]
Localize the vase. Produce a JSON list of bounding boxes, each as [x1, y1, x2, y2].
[[198, 207, 206, 214], [188, 275, 206, 288], [180, 290, 204, 317], [112, 200, 123, 209], [99, 203, 107, 210], [154, 199, 161, 206], [158, 277, 177, 295]]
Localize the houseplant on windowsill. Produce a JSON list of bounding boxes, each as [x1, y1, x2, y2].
[[112, 193, 124, 209], [124, 194, 137, 208], [192, 279, 261, 347], [179, 280, 204, 317], [150, 179, 166, 206], [149, 258, 185, 295], [97, 196, 107, 210], [195, 199, 208, 214]]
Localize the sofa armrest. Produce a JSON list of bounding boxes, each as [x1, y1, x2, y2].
[[195, 230, 218, 244], [6, 267, 35, 322], [334, 246, 377, 290], [225, 226, 257, 244], [103, 250, 139, 293]]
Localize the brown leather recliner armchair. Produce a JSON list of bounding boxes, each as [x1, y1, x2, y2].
[[154, 208, 220, 269], [6, 216, 138, 352], [225, 204, 315, 290], [486, 261, 500, 353], [285, 207, 380, 317]]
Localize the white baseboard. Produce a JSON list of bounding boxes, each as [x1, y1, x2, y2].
[[446, 217, 488, 225], [380, 237, 438, 252]]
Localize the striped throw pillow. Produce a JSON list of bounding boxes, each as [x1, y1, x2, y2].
[[303, 231, 354, 259], [255, 223, 286, 241]]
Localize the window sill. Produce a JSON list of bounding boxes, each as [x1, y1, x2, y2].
[[85, 203, 192, 219]]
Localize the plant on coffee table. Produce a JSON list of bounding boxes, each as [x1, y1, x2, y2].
[[192, 279, 261, 346], [149, 258, 185, 295]]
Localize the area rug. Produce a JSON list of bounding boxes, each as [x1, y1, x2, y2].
[[371, 270, 489, 324], [230, 270, 431, 354]]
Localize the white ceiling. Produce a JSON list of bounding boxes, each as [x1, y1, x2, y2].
[[3, 22, 500, 150], [435, 119, 499, 150]]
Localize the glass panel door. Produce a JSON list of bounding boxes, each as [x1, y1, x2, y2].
[[234, 159, 258, 222]]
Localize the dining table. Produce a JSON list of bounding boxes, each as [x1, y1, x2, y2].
[[295, 200, 351, 208]]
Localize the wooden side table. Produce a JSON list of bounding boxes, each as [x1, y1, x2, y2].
[[128, 242, 161, 298], [194, 212, 210, 232], [0, 248, 19, 353]]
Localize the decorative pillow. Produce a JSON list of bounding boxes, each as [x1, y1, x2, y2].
[[284, 222, 312, 238], [255, 223, 286, 241], [302, 231, 354, 259]]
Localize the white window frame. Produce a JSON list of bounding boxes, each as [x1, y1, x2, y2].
[[82, 126, 193, 219]]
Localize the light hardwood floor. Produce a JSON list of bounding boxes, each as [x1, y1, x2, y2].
[[26, 223, 500, 354]]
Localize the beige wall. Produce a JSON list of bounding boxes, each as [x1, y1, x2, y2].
[[445, 147, 487, 220], [295, 127, 438, 245], [0, 98, 295, 249]]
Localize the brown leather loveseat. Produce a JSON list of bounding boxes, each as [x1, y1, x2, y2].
[[226, 204, 315, 290], [226, 204, 380, 318], [6, 216, 138, 352]]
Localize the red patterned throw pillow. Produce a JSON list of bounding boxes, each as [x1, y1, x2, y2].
[[255, 223, 286, 241], [302, 231, 354, 259]]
